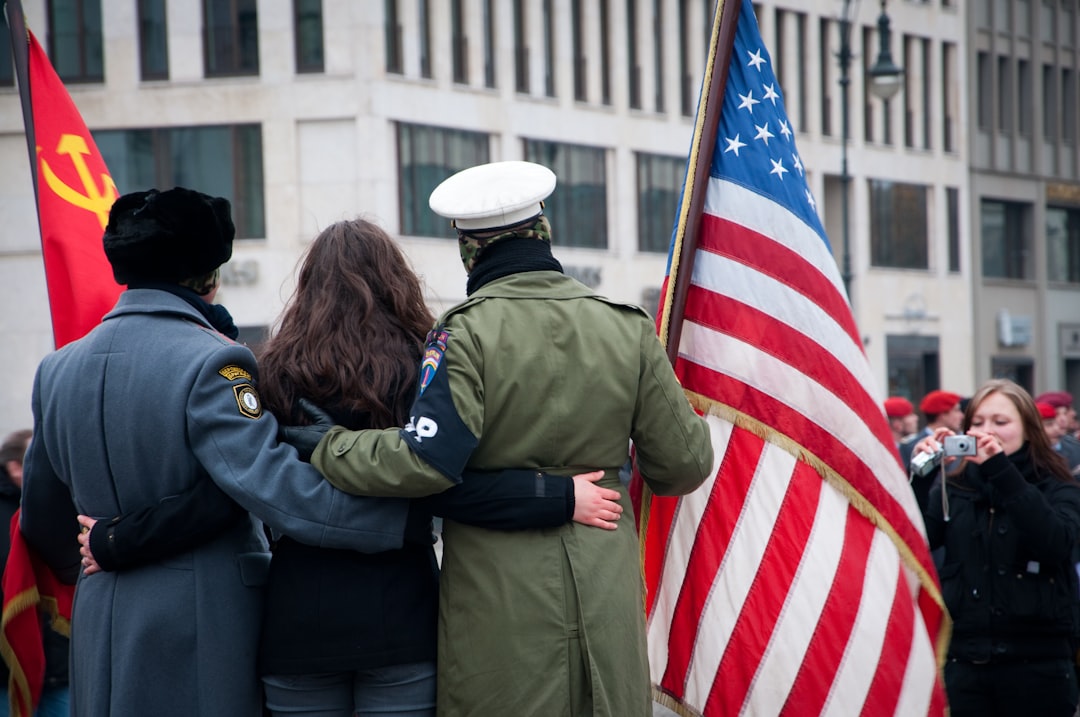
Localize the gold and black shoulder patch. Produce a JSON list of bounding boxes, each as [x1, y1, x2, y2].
[[219, 365, 253, 382], [233, 384, 263, 419]]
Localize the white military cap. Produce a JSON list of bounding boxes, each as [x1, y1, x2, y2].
[[429, 160, 557, 231]]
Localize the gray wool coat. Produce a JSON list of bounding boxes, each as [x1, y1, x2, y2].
[[20, 289, 409, 717]]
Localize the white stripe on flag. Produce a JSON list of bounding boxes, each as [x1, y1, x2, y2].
[[821, 531, 900, 717], [678, 319, 922, 528], [646, 415, 731, 677], [681, 439, 798, 707], [738, 483, 852, 716]]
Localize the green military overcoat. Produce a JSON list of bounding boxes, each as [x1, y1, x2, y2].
[[314, 271, 713, 716]]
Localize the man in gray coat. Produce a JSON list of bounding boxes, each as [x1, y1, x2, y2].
[[19, 187, 410, 717]]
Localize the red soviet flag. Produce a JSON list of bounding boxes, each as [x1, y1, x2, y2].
[[19, 23, 122, 348]]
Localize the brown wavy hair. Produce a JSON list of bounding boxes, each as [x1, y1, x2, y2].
[[962, 378, 1074, 483], [258, 218, 434, 429]]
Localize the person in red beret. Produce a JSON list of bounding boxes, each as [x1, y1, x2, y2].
[[1036, 391, 1080, 473], [1038, 402, 1065, 446], [898, 389, 965, 512], [884, 396, 917, 451]]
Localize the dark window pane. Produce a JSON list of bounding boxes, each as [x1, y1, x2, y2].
[[385, 0, 402, 74], [49, 0, 103, 82], [204, 0, 260, 77], [139, 0, 169, 80], [294, 0, 324, 73], [94, 124, 266, 239], [0, 11, 14, 87], [523, 139, 607, 248], [636, 152, 684, 253], [396, 123, 490, 238], [1047, 206, 1080, 284], [981, 199, 1031, 279], [869, 179, 929, 269], [947, 186, 960, 273]]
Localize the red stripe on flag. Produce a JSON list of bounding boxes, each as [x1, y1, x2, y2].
[[659, 426, 763, 696], [705, 459, 823, 715], [642, 480, 684, 616], [681, 284, 897, 456], [697, 213, 860, 347], [676, 361, 934, 580], [779, 505, 876, 716]]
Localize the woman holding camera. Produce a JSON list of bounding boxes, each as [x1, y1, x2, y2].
[[913, 378, 1080, 716]]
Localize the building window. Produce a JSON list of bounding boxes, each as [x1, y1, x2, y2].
[[997, 55, 1012, 133], [820, 17, 832, 138], [572, 0, 586, 101], [294, 0, 324, 73], [451, 0, 468, 84], [0, 12, 14, 87], [652, 0, 664, 112], [981, 199, 1032, 280], [947, 187, 960, 273], [869, 180, 928, 269], [94, 124, 266, 239], [419, 0, 432, 78], [1044, 64, 1058, 141], [679, 0, 696, 116], [396, 123, 490, 238], [513, 0, 529, 92], [627, 0, 641, 109], [523, 139, 607, 249], [385, 0, 402, 74], [204, 0, 259, 77], [482, 0, 495, 88], [795, 12, 808, 133], [942, 42, 957, 152], [1017, 59, 1032, 136], [543, 0, 555, 96], [636, 153, 684, 253], [991, 357, 1034, 393], [138, 0, 169, 80], [1047, 206, 1080, 284], [1064, 68, 1077, 144], [977, 52, 992, 131], [48, 0, 104, 83], [921, 38, 932, 149], [599, 0, 611, 105]]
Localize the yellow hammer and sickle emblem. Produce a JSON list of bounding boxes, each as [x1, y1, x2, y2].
[[38, 133, 119, 230]]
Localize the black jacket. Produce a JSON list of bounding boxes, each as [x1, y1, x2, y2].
[[925, 445, 1080, 662]]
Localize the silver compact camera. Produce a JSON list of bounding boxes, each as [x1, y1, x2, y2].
[[910, 449, 942, 478], [943, 434, 977, 457]]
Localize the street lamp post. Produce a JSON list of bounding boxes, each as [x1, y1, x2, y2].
[[837, 0, 903, 306]]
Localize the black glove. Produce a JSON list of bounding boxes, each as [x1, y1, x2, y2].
[[277, 397, 335, 461]]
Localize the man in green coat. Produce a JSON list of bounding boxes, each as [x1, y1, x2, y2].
[[289, 160, 714, 716]]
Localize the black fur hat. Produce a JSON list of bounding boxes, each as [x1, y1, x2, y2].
[[103, 187, 235, 285]]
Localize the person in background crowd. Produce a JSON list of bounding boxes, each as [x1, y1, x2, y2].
[[1036, 392, 1080, 474], [19, 187, 422, 717], [1039, 402, 1066, 448], [0, 430, 68, 717], [915, 379, 1080, 717], [884, 396, 918, 451], [280, 160, 714, 717], [900, 389, 965, 512]]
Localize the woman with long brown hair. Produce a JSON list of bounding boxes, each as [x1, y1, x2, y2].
[[914, 379, 1080, 716], [256, 217, 620, 716]]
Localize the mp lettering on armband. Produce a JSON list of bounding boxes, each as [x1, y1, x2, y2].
[[401, 327, 476, 481]]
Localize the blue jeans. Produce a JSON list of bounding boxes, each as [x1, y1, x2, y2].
[[262, 661, 436, 717]]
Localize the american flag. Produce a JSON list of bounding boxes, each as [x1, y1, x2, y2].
[[639, 1, 948, 715]]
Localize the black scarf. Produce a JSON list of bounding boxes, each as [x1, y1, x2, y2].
[[130, 282, 240, 340], [466, 237, 563, 296]]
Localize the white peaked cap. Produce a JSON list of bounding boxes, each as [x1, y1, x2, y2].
[[428, 160, 557, 231]]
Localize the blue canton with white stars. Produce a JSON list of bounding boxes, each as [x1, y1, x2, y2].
[[711, 0, 830, 248]]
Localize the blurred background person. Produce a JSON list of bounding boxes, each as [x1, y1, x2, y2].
[[915, 379, 1080, 717], [1036, 392, 1080, 473], [0, 429, 69, 717], [884, 396, 917, 451]]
